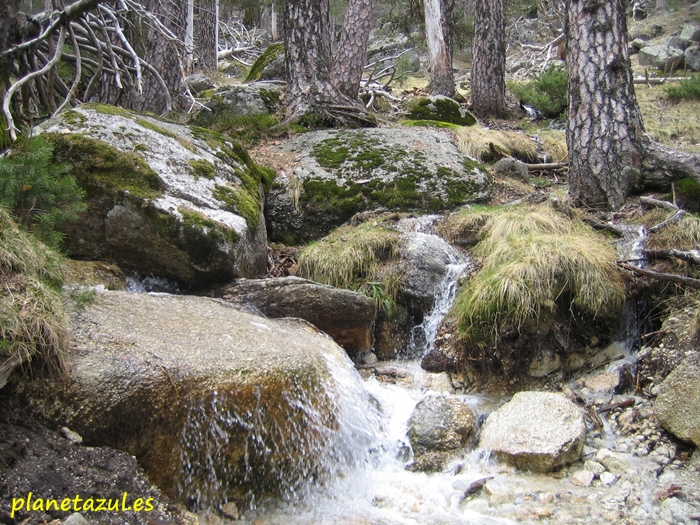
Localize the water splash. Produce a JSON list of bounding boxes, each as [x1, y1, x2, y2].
[[176, 350, 383, 509]]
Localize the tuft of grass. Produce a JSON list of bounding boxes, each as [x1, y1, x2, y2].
[[455, 127, 539, 163], [0, 208, 70, 378], [665, 76, 700, 102], [638, 209, 700, 251], [296, 222, 402, 313], [451, 205, 625, 344], [438, 205, 496, 245], [539, 130, 568, 163]]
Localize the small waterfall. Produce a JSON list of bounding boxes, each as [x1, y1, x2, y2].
[[409, 256, 470, 358], [176, 349, 383, 510], [614, 223, 649, 352]]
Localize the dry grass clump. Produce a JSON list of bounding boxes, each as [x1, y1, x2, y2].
[[456, 127, 539, 163], [296, 222, 402, 294], [438, 205, 497, 245], [538, 130, 568, 163], [636, 209, 700, 251], [451, 205, 625, 343], [0, 208, 70, 378]]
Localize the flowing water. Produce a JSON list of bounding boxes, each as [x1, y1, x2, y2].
[[190, 224, 696, 525]]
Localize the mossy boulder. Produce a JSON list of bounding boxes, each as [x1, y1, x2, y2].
[[195, 82, 282, 122], [37, 105, 273, 286], [406, 96, 477, 127], [265, 128, 491, 244], [14, 290, 380, 508]]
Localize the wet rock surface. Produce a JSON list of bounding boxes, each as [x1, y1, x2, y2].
[[478, 392, 587, 472], [407, 393, 477, 472], [208, 276, 377, 358], [11, 290, 372, 509]]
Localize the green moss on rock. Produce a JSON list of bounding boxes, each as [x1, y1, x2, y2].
[[180, 207, 239, 245], [189, 159, 216, 180], [46, 133, 164, 201], [407, 97, 476, 126], [245, 43, 285, 82], [213, 184, 260, 230]]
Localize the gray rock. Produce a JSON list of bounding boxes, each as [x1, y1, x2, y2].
[[202, 81, 282, 117], [260, 55, 286, 80], [571, 470, 595, 487], [218, 60, 239, 76], [18, 290, 380, 507], [654, 352, 700, 446], [38, 106, 268, 286], [493, 158, 530, 182], [631, 38, 647, 49], [661, 36, 689, 51], [265, 128, 492, 244], [211, 276, 377, 358], [685, 45, 700, 71], [528, 348, 561, 377], [63, 513, 92, 525], [185, 73, 215, 95], [479, 392, 586, 472], [595, 448, 630, 475], [408, 393, 476, 472], [60, 426, 83, 445], [680, 22, 700, 43], [638, 45, 685, 71]]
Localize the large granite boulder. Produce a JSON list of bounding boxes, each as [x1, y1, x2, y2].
[[407, 393, 477, 472], [14, 291, 380, 508], [406, 96, 477, 126], [638, 45, 684, 71], [654, 353, 700, 446], [265, 128, 491, 244], [196, 82, 283, 120], [479, 392, 586, 472], [38, 104, 272, 286], [209, 276, 377, 358]]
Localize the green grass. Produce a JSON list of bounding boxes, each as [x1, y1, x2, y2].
[[450, 205, 625, 344], [0, 208, 70, 377], [665, 76, 700, 102], [296, 222, 403, 314]]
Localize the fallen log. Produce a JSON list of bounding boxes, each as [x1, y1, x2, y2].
[[617, 262, 700, 290], [645, 248, 700, 266]]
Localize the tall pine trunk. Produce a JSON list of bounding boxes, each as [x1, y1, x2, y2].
[[332, 0, 373, 99], [566, 0, 645, 210], [195, 0, 219, 70], [424, 0, 455, 97], [471, 0, 508, 117]]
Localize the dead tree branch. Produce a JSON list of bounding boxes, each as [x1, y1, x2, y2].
[[617, 261, 700, 290], [645, 249, 700, 266], [1, 0, 187, 145]]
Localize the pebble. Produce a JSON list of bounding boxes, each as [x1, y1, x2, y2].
[[571, 470, 595, 487], [600, 472, 617, 485]]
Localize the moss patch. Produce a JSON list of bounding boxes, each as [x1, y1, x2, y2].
[[134, 118, 179, 139], [401, 119, 461, 130], [46, 133, 163, 201], [81, 103, 133, 118], [189, 159, 216, 180], [180, 207, 239, 245], [213, 184, 260, 230], [407, 97, 476, 126], [245, 43, 285, 82]]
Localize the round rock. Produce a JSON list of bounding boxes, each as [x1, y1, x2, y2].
[[479, 391, 586, 472]]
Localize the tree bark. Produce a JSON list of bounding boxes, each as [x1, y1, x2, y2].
[[566, 0, 646, 210], [284, 0, 372, 126], [424, 0, 455, 97], [566, 0, 700, 211], [194, 0, 218, 70], [470, 0, 508, 117], [332, 0, 373, 99]]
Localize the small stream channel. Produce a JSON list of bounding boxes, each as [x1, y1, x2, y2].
[[193, 225, 693, 525]]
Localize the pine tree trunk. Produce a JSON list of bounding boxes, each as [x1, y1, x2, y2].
[[332, 0, 373, 99], [566, 0, 645, 210], [195, 0, 218, 70], [424, 0, 455, 97], [471, 0, 508, 117], [284, 0, 372, 126]]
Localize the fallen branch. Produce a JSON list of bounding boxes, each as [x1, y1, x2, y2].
[[617, 261, 700, 290], [639, 196, 678, 211], [649, 210, 686, 233], [598, 398, 635, 414], [526, 162, 568, 171], [633, 77, 694, 85], [645, 248, 700, 266]]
